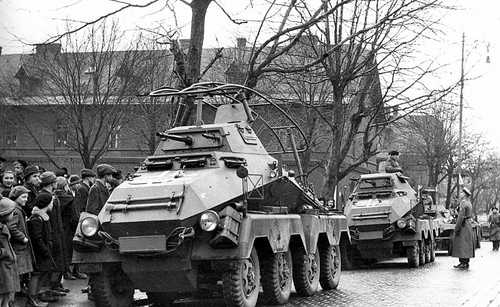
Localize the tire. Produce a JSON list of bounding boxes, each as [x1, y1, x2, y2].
[[406, 244, 419, 268], [90, 264, 134, 307], [261, 250, 293, 305], [147, 292, 177, 307], [424, 241, 431, 264], [447, 240, 453, 256], [340, 243, 357, 270], [319, 244, 341, 290], [429, 240, 436, 262], [222, 247, 260, 307], [292, 248, 320, 296], [418, 241, 425, 265]]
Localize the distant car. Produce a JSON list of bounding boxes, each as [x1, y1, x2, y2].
[[477, 214, 489, 240]]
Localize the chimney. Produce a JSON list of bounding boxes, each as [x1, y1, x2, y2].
[[236, 37, 246, 49], [35, 43, 61, 58], [179, 39, 190, 50]]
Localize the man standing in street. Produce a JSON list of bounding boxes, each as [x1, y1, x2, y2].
[[488, 206, 500, 251], [378, 150, 403, 173], [86, 164, 115, 216], [23, 165, 41, 217], [452, 187, 475, 269]]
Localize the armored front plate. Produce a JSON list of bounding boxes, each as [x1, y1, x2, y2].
[[119, 235, 166, 253]]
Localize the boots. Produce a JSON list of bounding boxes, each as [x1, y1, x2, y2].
[[25, 295, 48, 307]]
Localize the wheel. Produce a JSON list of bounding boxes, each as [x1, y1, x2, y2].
[[406, 244, 419, 268], [147, 292, 177, 307], [319, 244, 341, 290], [424, 241, 431, 264], [418, 241, 425, 265], [222, 247, 260, 307], [340, 243, 358, 270], [90, 264, 134, 307], [261, 250, 293, 305], [429, 240, 436, 262], [292, 247, 320, 296]]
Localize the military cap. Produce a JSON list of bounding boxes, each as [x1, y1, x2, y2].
[[96, 164, 115, 177], [39, 171, 57, 186], [8, 185, 30, 201], [35, 193, 53, 209], [389, 150, 400, 156], [0, 197, 16, 216], [23, 165, 40, 180], [80, 168, 96, 179], [68, 175, 82, 186], [462, 187, 471, 197]]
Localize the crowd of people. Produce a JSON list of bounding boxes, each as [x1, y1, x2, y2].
[[0, 157, 121, 307]]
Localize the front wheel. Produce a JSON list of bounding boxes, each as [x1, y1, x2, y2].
[[222, 247, 260, 307], [429, 240, 436, 262], [418, 241, 425, 265], [424, 241, 431, 264], [319, 244, 341, 290], [90, 264, 134, 307], [293, 248, 320, 296]]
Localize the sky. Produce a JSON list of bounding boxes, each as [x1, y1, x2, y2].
[[1, 0, 500, 152]]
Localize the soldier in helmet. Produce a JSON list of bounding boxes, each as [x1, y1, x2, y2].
[[378, 150, 403, 173], [452, 187, 475, 269]]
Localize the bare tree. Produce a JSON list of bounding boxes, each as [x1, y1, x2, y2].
[[4, 22, 154, 168]]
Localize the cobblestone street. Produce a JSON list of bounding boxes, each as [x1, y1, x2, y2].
[[23, 244, 499, 307]]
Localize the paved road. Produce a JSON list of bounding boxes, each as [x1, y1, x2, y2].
[[17, 243, 500, 307]]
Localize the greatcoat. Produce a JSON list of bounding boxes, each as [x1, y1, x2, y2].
[[488, 212, 500, 241], [7, 204, 33, 274], [27, 209, 55, 272], [0, 222, 20, 294], [452, 198, 475, 259], [86, 180, 110, 215]]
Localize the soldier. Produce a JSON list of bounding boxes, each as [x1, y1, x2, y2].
[[452, 187, 475, 269], [488, 206, 500, 251], [378, 150, 403, 173], [86, 164, 115, 216]]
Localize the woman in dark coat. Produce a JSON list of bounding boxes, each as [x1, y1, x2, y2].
[[488, 207, 500, 251], [8, 186, 34, 277], [0, 197, 20, 307], [452, 187, 475, 269], [27, 193, 56, 306]]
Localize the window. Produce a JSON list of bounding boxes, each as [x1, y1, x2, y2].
[[108, 125, 121, 149], [54, 121, 68, 148], [5, 134, 17, 147]]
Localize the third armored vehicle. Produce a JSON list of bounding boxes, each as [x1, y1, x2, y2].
[[72, 82, 349, 307], [342, 172, 439, 268]]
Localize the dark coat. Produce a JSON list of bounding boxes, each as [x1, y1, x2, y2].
[[86, 180, 110, 215], [452, 198, 475, 259], [55, 189, 76, 266], [27, 212, 55, 272], [24, 183, 39, 218], [488, 212, 500, 241], [74, 182, 90, 217], [0, 222, 20, 294], [39, 189, 67, 272], [7, 205, 33, 274]]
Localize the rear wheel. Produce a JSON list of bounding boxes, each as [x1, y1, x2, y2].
[[424, 240, 431, 264], [292, 248, 320, 296], [429, 240, 436, 262], [90, 264, 134, 307], [418, 241, 425, 265], [147, 292, 177, 307], [222, 247, 260, 307], [261, 250, 293, 305], [406, 244, 419, 268], [319, 245, 341, 290]]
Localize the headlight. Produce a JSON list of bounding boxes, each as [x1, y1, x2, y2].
[[396, 219, 407, 229], [200, 210, 220, 232], [81, 216, 99, 237]]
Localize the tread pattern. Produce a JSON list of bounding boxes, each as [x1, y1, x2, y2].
[[222, 248, 260, 307], [261, 251, 292, 305], [407, 245, 419, 268], [91, 266, 134, 307], [319, 245, 341, 290], [293, 249, 320, 296]]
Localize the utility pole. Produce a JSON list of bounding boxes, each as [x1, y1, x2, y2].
[[457, 32, 465, 199]]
